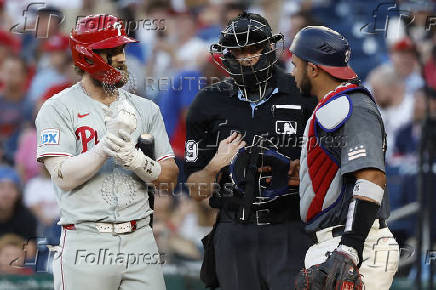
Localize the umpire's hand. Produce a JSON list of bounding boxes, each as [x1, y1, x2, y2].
[[288, 159, 300, 186], [209, 132, 246, 172]]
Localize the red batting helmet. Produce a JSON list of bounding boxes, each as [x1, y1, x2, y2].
[[70, 14, 138, 84]]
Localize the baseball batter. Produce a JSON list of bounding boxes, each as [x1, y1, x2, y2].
[[35, 15, 178, 290], [290, 27, 400, 289]]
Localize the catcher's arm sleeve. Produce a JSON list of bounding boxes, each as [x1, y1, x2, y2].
[[43, 143, 107, 191]]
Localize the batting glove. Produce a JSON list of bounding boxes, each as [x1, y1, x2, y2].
[[104, 130, 161, 182], [93, 134, 119, 158], [104, 99, 137, 135]]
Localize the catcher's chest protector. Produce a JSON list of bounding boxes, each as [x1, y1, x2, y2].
[[299, 83, 368, 223]]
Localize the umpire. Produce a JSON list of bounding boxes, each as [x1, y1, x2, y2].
[[185, 12, 316, 290]]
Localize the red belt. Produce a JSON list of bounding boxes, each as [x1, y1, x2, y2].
[[63, 224, 76, 230]]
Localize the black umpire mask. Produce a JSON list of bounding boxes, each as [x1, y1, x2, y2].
[[222, 46, 277, 101], [210, 12, 283, 103]]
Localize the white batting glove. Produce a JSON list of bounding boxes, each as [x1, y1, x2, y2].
[[103, 131, 136, 166], [92, 134, 118, 158], [104, 99, 137, 135], [104, 130, 161, 182]]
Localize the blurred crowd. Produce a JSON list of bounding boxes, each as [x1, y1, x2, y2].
[[0, 0, 435, 278]]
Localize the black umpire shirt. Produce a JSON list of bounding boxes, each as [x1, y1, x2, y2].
[[185, 67, 317, 218]]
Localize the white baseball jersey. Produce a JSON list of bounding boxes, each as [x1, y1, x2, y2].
[[35, 83, 174, 225]]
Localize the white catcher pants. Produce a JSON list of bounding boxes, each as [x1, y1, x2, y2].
[[304, 219, 399, 290]]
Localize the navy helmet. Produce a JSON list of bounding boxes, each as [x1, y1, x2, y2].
[[290, 26, 357, 80]]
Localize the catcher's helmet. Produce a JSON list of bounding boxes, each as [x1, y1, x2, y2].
[[210, 12, 283, 102], [290, 26, 357, 80], [70, 14, 138, 84]]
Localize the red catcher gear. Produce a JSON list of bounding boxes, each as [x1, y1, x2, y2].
[[70, 14, 138, 84]]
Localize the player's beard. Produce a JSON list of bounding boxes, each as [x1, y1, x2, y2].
[[94, 64, 129, 95], [298, 68, 312, 98], [113, 63, 129, 88]]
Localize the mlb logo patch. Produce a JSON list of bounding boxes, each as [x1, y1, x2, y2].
[[41, 129, 60, 145], [275, 121, 297, 135]]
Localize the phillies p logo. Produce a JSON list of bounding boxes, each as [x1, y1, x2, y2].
[[76, 126, 99, 153]]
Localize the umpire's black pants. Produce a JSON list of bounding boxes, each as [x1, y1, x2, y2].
[[214, 219, 312, 290]]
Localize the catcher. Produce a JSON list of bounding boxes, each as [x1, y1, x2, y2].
[[290, 26, 400, 289], [35, 15, 178, 290]]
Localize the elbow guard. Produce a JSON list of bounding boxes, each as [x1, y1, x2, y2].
[[352, 179, 384, 204]]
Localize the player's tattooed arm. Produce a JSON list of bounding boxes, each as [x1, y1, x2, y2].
[[43, 137, 112, 191], [151, 158, 179, 190]]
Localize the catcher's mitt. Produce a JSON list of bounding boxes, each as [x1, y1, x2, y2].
[[229, 136, 291, 199], [295, 250, 363, 290]]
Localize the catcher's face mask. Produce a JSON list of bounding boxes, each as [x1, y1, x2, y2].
[[229, 137, 292, 201], [210, 16, 284, 103]]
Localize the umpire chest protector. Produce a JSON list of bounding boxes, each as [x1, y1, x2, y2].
[[185, 67, 317, 219]]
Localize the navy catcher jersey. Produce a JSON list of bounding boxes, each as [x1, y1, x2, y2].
[[299, 83, 389, 233]]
